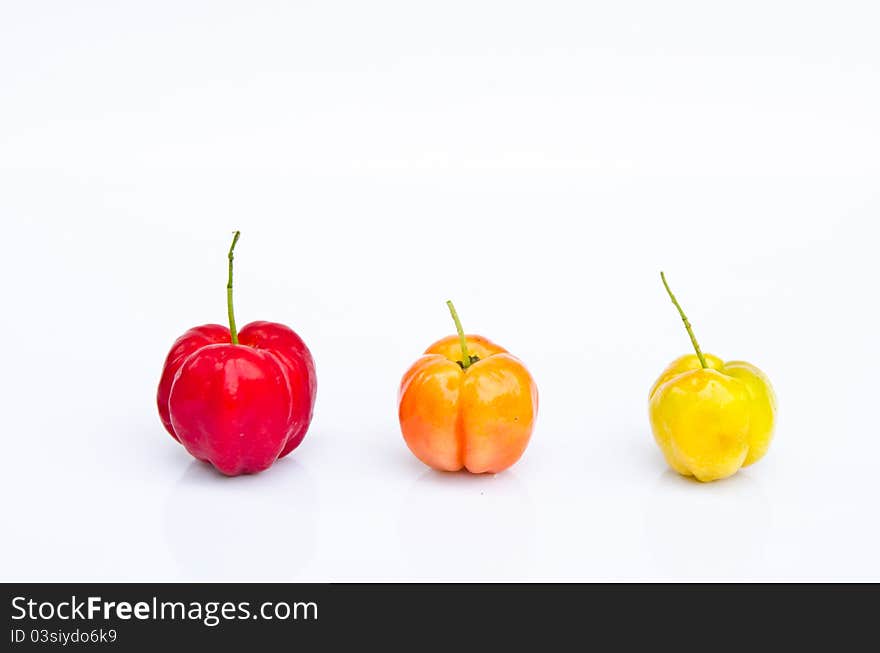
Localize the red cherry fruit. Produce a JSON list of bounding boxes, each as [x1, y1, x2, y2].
[[157, 232, 317, 475]]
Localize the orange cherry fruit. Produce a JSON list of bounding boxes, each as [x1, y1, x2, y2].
[[398, 301, 538, 474]]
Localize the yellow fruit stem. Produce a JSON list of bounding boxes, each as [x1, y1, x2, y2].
[[660, 271, 707, 369]]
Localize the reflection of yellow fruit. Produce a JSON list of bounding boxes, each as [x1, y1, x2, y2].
[[649, 354, 777, 482], [650, 272, 777, 482]]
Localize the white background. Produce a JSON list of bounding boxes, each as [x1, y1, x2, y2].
[[2, 1, 878, 582]]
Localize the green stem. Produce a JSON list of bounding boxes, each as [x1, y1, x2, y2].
[[446, 300, 473, 369], [660, 271, 707, 369], [227, 231, 241, 345]]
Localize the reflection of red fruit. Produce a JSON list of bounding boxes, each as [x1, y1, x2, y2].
[[156, 232, 316, 475]]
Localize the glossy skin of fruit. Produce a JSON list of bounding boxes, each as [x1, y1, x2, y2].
[[156, 232, 316, 476], [648, 272, 776, 482], [157, 322, 316, 474], [398, 303, 538, 474], [649, 353, 776, 482]]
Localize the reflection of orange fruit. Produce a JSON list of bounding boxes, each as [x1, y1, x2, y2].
[[398, 333, 538, 474]]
